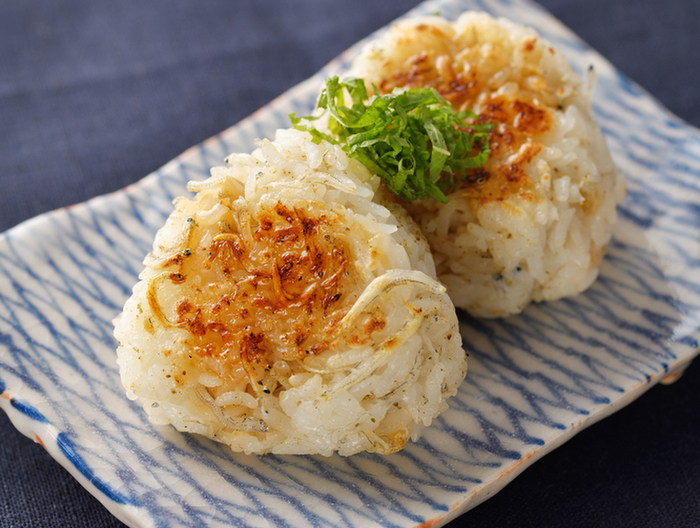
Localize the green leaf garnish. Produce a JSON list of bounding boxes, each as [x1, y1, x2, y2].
[[291, 76, 493, 203]]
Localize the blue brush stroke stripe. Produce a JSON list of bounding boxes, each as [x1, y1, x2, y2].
[[10, 396, 50, 423], [57, 432, 133, 506]]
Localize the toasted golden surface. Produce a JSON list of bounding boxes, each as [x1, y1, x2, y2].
[[350, 13, 624, 317], [146, 195, 385, 401], [115, 129, 467, 456], [360, 19, 564, 208]]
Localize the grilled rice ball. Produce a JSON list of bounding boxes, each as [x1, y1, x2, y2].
[[350, 12, 626, 317], [114, 129, 466, 456]]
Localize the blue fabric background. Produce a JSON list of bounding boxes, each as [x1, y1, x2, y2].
[[1, 1, 698, 526]]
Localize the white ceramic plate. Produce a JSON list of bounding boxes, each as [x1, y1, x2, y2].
[[1, 0, 699, 526]]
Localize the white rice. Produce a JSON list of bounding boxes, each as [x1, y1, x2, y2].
[[350, 12, 626, 317], [114, 128, 466, 456]]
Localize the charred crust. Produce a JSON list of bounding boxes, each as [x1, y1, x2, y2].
[[479, 97, 510, 124], [501, 163, 528, 184], [364, 317, 386, 334], [167, 199, 358, 385], [512, 100, 551, 135], [241, 332, 266, 363]]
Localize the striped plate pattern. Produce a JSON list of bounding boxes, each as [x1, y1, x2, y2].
[[0, 0, 699, 526]]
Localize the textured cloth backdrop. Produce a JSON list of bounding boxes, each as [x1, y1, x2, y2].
[[1, 1, 698, 527]]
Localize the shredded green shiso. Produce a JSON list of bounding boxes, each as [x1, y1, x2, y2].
[[291, 76, 492, 203]]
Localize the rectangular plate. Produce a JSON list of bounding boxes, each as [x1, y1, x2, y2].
[[1, 0, 699, 526]]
